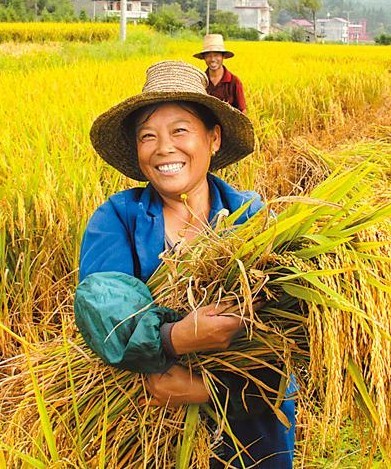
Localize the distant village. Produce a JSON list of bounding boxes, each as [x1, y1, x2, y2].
[[73, 0, 371, 44]]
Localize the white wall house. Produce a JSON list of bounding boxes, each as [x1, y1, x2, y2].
[[216, 0, 272, 36], [105, 0, 153, 20], [72, 0, 153, 20], [316, 17, 349, 43]]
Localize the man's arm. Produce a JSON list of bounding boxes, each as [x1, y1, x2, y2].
[[234, 76, 246, 113]]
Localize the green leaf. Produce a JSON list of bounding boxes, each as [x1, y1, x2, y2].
[[98, 381, 109, 469], [0, 443, 46, 469], [294, 236, 353, 258], [24, 346, 60, 463], [279, 282, 342, 308], [176, 404, 199, 469], [348, 358, 380, 427]]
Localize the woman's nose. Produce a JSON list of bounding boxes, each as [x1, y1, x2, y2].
[[156, 136, 175, 155]]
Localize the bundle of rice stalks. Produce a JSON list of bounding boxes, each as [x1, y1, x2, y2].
[[1, 162, 391, 467], [149, 161, 391, 451]]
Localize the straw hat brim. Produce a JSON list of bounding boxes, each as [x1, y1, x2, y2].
[[193, 50, 234, 59], [90, 91, 254, 181]]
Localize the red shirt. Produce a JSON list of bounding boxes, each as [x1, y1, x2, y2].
[[206, 66, 246, 112]]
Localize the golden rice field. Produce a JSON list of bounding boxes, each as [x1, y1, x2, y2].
[[0, 21, 120, 42], [1, 23, 391, 468]]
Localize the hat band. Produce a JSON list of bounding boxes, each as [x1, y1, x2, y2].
[[142, 62, 208, 94], [203, 47, 228, 52]]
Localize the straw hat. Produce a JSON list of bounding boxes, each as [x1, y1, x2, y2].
[[193, 34, 234, 59], [90, 60, 254, 181]]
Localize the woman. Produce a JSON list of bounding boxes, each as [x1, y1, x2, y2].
[[75, 60, 295, 468]]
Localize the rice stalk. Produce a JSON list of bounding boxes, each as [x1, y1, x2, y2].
[[24, 345, 60, 462], [176, 404, 199, 469], [0, 442, 46, 468]]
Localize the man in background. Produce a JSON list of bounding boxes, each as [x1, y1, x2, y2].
[[193, 34, 247, 113]]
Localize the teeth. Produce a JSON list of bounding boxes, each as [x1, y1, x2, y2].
[[157, 163, 184, 173]]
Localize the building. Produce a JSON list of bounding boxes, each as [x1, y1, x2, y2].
[[285, 18, 314, 42], [72, 0, 153, 21], [286, 18, 313, 30], [348, 19, 369, 43], [216, 0, 272, 36], [316, 17, 349, 43]]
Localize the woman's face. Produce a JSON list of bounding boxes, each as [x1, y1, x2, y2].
[[136, 103, 221, 200]]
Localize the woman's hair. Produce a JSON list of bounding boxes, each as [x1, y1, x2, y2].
[[124, 100, 220, 139]]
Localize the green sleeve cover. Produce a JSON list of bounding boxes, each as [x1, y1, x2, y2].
[[74, 271, 181, 373]]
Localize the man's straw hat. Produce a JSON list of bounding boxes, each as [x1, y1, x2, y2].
[[193, 34, 234, 59], [90, 61, 254, 181]]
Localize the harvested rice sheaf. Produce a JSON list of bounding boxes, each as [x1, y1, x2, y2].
[[149, 161, 391, 457]]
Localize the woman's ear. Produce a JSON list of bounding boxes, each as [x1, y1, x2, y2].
[[212, 124, 222, 153]]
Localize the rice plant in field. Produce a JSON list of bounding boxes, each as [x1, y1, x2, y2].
[[0, 21, 120, 43]]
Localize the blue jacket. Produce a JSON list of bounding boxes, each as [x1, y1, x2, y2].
[[74, 172, 295, 465], [75, 173, 263, 373]]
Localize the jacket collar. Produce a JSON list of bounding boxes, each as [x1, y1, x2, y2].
[[134, 174, 261, 281]]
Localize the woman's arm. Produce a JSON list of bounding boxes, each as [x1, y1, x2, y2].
[[76, 194, 183, 374], [143, 364, 209, 407], [75, 272, 244, 373], [75, 271, 181, 373], [170, 302, 244, 354], [79, 197, 136, 281]]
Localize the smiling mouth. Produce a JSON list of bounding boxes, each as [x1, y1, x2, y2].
[[157, 163, 184, 174]]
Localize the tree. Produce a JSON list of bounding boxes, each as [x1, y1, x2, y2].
[[375, 33, 391, 45], [41, 0, 74, 21], [2, 0, 28, 20], [0, 0, 75, 21], [285, 0, 322, 40], [210, 10, 238, 27], [147, 3, 190, 34]]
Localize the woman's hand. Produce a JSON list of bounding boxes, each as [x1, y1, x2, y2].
[[143, 364, 209, 407], [171, 302, 243, 355]]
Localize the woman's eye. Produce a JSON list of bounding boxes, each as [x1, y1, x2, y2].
[[174, 127, 187, 134], [139, 133, 155, 142]]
